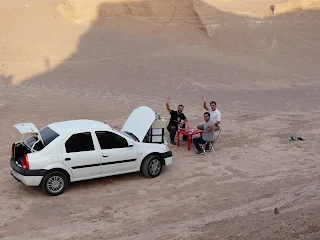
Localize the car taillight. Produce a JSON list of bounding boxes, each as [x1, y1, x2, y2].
[[11, 143, 15, 157], [22, 155, 30, 170]]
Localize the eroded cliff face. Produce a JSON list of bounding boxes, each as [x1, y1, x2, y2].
[[56, 0, 200, 24], [270, 0, 320, 15], [57, 0, 320, 40]]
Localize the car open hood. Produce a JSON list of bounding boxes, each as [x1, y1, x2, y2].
[[14, 123, 44, 145], [121, 106, 156, 142]]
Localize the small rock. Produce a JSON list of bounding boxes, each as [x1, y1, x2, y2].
[[70, 210, 75, 214], [14, 205, 20, 209], [274, 208, 279, 214], [104, 206, 111, 210], [200, 212, 204, 215]]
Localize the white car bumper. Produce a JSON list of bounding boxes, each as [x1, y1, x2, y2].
[[164, 156, 172, 166], [160, 151, 173, 166], [10, 157, 46, 187], [11, 169, 43, 186]]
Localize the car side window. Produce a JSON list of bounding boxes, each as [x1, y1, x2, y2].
[[96, 131, 128, 149], [65, 132, 95, 153]]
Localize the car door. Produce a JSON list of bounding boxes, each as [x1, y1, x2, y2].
[[94, 131, 138, 175], [61, 131, 101, 179]]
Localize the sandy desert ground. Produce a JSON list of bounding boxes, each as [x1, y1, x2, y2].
[[1, 0, 320, 239]]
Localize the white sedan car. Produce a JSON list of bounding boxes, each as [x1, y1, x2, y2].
[[10, 106, 172, 196]]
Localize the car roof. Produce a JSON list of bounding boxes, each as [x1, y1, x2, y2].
[[47, 119, 112, 135]]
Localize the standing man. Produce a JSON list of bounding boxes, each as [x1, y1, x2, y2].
[[166, 97, 188, 145], [193, 112, 214, 155], [197, 97, 221, 131]]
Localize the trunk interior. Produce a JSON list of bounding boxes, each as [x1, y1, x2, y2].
[[13, 143, 31, 165]]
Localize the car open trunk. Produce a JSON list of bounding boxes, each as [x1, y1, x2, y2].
[[12, 123, 41, 165], [12, 142, 31, 165], [12, 123, 60, 165]]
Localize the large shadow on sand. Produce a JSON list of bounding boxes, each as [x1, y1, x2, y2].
[[3, 1, 320, 114]]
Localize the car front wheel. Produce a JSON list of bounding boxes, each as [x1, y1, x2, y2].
[[41, 171, 68, 196], [141, 155, 163, 178]]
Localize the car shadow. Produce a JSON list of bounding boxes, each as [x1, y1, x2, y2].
[[66, 167, 170, 194]]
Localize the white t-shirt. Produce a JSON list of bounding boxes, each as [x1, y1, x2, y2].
[[208, 108, 221, 126]]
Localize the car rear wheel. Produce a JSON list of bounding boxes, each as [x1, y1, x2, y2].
[[41, 171, 68, 196], [141, 155, 163, 178]]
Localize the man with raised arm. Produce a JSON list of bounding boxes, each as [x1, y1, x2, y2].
[[166, 97, 188, 145], [197, 97, 221, 131]]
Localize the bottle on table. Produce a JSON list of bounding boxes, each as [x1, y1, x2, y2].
[[185, 122, 191, 134]]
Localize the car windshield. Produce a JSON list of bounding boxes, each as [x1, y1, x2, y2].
[[25, 126, 59, 151], [113, 129, 139, 142]]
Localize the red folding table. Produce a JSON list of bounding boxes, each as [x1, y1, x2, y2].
[[176, 129, 203, 150]]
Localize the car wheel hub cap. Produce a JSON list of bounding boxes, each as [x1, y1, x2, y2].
[[47, 176, 64, 193], [149, 159, 160, 175]]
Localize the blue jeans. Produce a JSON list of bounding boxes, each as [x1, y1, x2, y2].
[[193, 137, 206, 152]]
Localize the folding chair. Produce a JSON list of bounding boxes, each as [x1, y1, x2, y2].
[[199, 128, 222, 155], [214, 128, 222, 141], [200, 141, 215, 155]]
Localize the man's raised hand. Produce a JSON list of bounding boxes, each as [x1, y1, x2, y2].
[[202, 96, 206, 103], [166, 97, 171, 112]]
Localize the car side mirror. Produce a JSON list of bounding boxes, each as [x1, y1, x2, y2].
[[129, 142, 134, 147]]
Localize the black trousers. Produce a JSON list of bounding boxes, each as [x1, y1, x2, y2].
[[167, 123, 187, 141], [193, 137, 206, 152]]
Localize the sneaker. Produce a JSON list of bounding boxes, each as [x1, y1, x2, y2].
[[170, 140, 177, 145], [196, 150, 204, 155]]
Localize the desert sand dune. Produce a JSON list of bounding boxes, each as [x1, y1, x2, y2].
[[1, 0, 320, 239]]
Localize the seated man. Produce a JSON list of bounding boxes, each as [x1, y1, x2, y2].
[[193, 112, 214, 155], [166, 97, 188, 145], [197, 98, 221, 150]]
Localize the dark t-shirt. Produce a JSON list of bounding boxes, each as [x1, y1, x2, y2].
[[168, 110, 186, 128]]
